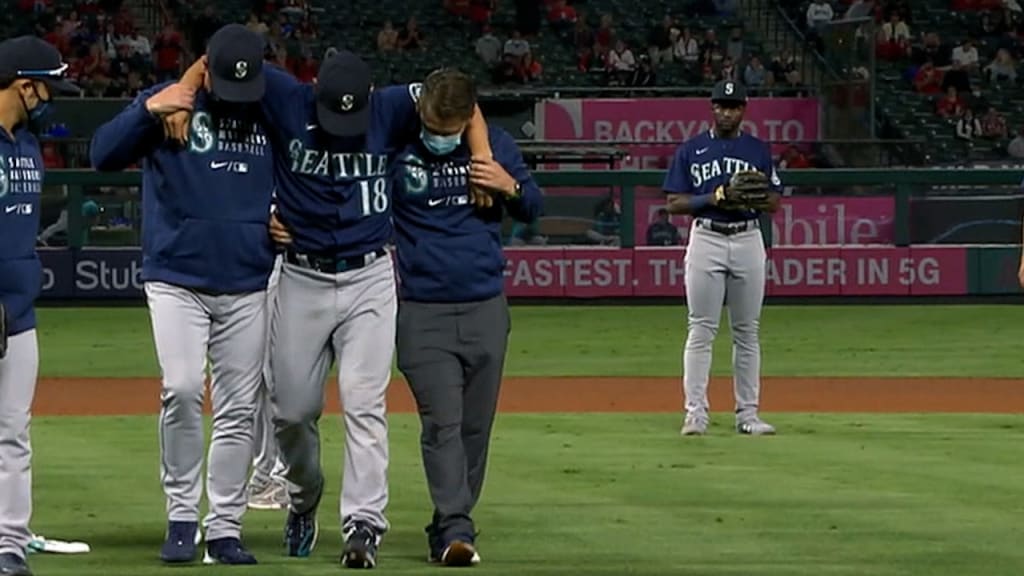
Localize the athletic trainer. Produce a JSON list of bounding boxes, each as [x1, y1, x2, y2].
[[0, 35, 79, 576], [391, 69, 542, 566], [166, 50, 493, 568], [90, 24, 275, 565], [662, 79, 781, 437]]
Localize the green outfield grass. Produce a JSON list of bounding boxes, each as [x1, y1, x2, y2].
[[26, 413, 1024, 575], [37, 304, 1024, 378], [24, 304, 1024, 575]]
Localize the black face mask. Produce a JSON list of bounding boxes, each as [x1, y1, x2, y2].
[[19, 82, 53, 132]]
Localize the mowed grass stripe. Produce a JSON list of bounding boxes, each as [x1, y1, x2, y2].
[[35, 305, 1024, 378]]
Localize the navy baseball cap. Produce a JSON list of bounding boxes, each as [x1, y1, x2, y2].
[[315, 50, 372, 137], [206, 24, 266, 102], [710, 79, 747, 105], [0, 36, 80, 95]]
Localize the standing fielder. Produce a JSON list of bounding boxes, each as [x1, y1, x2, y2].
[[0, 35, 79, 576], [662, 80, 782, 437], [90, 24, 274, 564], [167, 50, 492, 568]]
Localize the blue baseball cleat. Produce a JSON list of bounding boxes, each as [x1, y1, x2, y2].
[[203, 538, 257, 565], [160, 521, 199, 564]]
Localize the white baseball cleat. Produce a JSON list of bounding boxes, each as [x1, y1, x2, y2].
[[248, 479, 289, 510], [680, 414, 708, 436], [737, 418, 776, 435]]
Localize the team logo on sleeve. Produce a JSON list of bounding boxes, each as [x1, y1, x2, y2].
[[408, 83, 422, 103], [402, 153, 428, 195], [0, 156, 8, 199]]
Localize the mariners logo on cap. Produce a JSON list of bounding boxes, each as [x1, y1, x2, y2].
[[234, 60, 248, 80], [340, 94, 355, 111]]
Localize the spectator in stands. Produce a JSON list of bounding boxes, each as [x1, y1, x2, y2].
[[1007, 127, 1024, 157], [744, 55, 767, 87], [295, 14, 318, 42], [469, 0, 496, 28], [572, 13, 594, 52], [912, 32, 952, 68], [246, 12, 269, 36], [955, 108, 984, 140], [726, 27, 744, 64], [981, 106, 1008, 138], [547, 0, 576, 32], [806, 0, 834, 31], [398, 16, 426, 50], [291, 49, 318, 83], [494, 53, 521, 83], [517, 51, 543, 82], [378, 20, 399, 52], [630, 53, 656, 86], [647, 15, 677, 66], [984, 48, 1018, 83], [701, 29, 723, 69], [877, 13, 910, 60], [124, 27, 152, 62], [719, 56, 738, 81], [475, 25, 502, 66], [913, 59, 944, 93], [673, 27, 700, 68], [503, 29, 530, 58], [587, 196, 621, 246], [595, 13, 615, 50], [779, 145, 814, 169], [607, 39, 636, 85], [769, 51, 802, 87], [645, 209, 680, 246], [153, 22, 183, 81], [977, 12, 1003, 38], [952, 38, 981, 72], [936, 85, 967, 118]]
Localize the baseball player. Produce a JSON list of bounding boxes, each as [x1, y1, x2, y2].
[[0, 35, 79, 576], [662, 79, 782, 437], [392, 69, 543, 566], [90, 24, 275, 565], [165, 51, 493, 568]]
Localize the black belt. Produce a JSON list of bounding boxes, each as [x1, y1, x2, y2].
[[285, 248, 387, 273], [696, 218, 759, 236]]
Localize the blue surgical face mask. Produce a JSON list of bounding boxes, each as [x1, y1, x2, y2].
[[420, 127, 461, 156], [29, 100, 51, 121]]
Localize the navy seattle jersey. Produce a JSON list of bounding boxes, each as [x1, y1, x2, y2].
[[391, 125, 543, 302], [258, 66, 417, 258], [662, 130, 782, 222], [91, 82, 277, 293], [0, 127, 44, 335]]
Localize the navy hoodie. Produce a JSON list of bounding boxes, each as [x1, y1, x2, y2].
[[255, 66, 419, 258], [0, 127, 44, 336], [90, 82, 276, 293], [391, 125, 543, 302]]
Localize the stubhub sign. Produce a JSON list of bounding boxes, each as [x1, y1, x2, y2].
[[39, 248, 145, 299]]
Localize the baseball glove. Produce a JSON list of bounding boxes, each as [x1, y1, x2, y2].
[[0, 302, 7, 360], [715, 170, 773, 210]]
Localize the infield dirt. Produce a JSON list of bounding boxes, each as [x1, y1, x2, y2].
[[33, 376, 1021, 415]]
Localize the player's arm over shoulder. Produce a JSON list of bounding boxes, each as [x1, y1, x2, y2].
[[90, 83, 170, 171], [490, 127, 542, 223]]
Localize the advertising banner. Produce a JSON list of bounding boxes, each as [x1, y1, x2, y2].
[[634, 196, 896, 246], [502, 246, 969, 297], [34, 246, 979, 300], [535, 97, 821, 170]]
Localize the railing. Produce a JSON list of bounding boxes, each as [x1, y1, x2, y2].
[[45, 168, 1024, 250]]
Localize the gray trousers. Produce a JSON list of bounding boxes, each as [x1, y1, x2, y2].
[[0, 330, 37, 559], [270, 255, 395, 532], [396, 294, 510, 543], [145, 282, 265, 541]]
